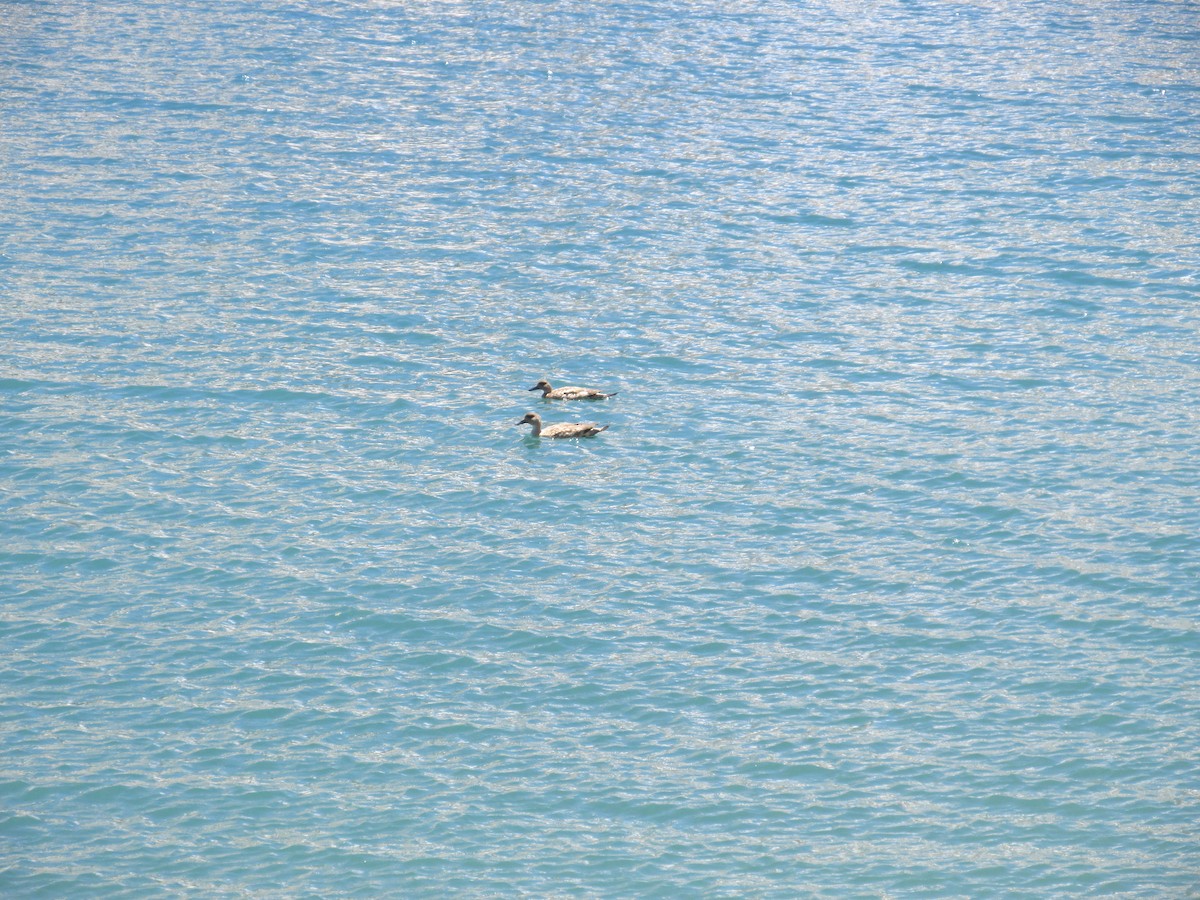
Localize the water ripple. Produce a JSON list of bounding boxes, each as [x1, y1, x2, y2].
[[3, 0, 1200, 896]]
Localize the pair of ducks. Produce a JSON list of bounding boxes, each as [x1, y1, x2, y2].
[[518, 379, 617, 439]]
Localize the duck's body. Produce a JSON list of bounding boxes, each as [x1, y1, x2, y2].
[[528, 379, 617, 401], [517, 412, 609, 439]]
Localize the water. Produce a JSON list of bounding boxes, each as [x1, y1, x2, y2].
[[3, 0, 1199, 895]]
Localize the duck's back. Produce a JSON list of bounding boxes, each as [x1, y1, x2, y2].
[[549, 386, 609, 400], [542, 422, 609, 438]]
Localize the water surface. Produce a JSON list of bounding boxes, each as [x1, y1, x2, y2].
[[2, 0, 1199, 895]]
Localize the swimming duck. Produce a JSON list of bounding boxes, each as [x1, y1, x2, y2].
[[527, 379, 617, 401], [517, 412, 609, 439]]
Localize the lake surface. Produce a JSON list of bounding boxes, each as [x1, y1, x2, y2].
[[2, 0, 1199, 895]]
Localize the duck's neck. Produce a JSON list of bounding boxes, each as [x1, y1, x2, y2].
[[528, 418, 542, 436]]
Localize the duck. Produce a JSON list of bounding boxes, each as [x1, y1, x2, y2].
[[517, 412, 609, 439], [527, 379, 617, 401]]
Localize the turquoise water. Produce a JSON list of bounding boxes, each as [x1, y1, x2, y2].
[[3, 0, 1199, 895]]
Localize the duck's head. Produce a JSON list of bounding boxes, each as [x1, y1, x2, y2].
[[517, 412, 541, 426], [528, 380, 552, 393]]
